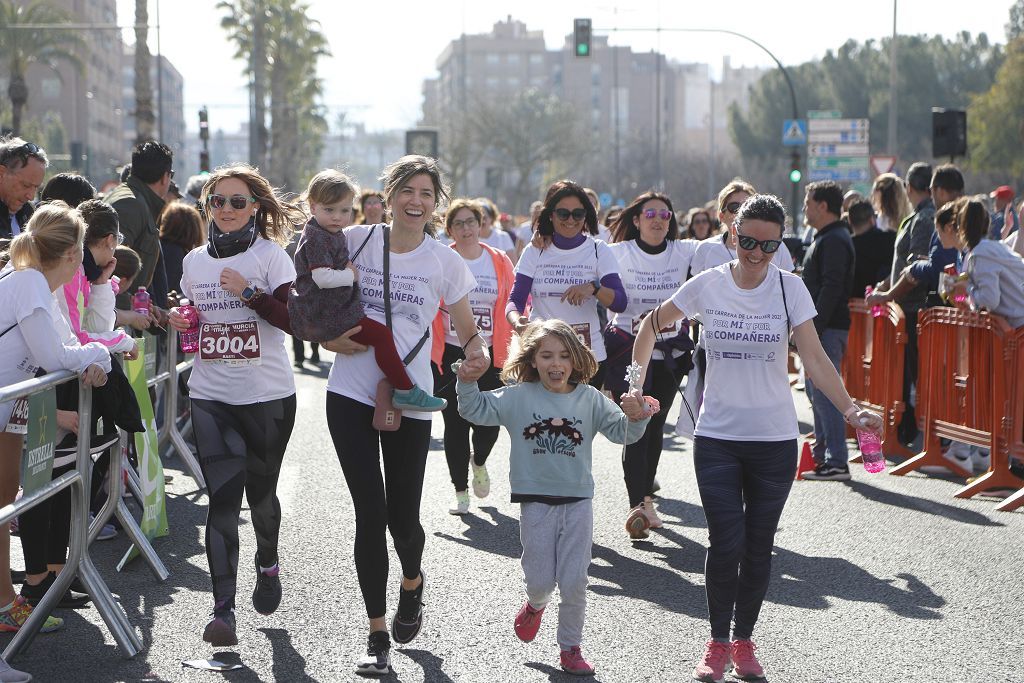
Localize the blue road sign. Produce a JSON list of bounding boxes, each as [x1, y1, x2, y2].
[[599, 192, 612, 207], [782, 119, 807, 147]]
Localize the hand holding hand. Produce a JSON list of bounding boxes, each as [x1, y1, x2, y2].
[[619, 389, 646, 422], [456, 350, 489, 382], [220, 267, 248, 297], [322, 326, 368, 355]]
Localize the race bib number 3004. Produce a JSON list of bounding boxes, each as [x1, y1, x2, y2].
[[199, 321, 261, 365]]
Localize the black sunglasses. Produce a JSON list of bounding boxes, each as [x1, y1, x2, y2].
[[736, 232, 782, 254], [207, 193, 256, 210], [0, 142, 43, 166], [724, 201, 743, 214], [553, 208, 587, 221]]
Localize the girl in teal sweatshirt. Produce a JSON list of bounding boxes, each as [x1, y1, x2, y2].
[[456, 319, 650, 677]]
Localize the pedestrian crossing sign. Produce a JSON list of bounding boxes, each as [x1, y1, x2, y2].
[[783, 119, 807, 147]]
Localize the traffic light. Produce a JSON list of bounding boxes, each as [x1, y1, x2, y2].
[[574, 18, 592, 58], [789, 152, 802, 184], [199, 106, 209, 142], [199, 150, 210, 173]]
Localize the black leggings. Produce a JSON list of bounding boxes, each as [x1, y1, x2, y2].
[[18, 461, 75, 575], [621, 358, 687, 508], [292, 335, 319, 362], [433, 343, 501, 492], [694, 436, 796, 640], [192, 394, 296, 609], [326, 392, 432, 619]]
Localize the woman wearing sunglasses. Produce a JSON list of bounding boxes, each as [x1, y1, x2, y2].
[[168, 164, 305, 647], [690, 180, 795, 277], [508, 180, 626, 388], [631, 194, 883, 683], [606, 192, 699, 537]]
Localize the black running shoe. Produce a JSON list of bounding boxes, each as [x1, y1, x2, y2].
[[355, 630, 392, 676], [251, 552, 282, 615], [801, 463, 852, 481], [391, 570, 426, 644], [20, 572, 91, 609], [202, 605, 237, 647]]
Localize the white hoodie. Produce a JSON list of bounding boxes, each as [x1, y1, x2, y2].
[[965, 239, 1024, 328]]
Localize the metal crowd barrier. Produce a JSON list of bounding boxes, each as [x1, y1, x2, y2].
[[148, 329, 203, 490], [0, 372, 141, 659]]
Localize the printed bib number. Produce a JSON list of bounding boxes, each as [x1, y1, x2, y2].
[[571, 323, 591, 347], [631, 310, 681, 336], [199, 321, 261, 365], [4, 397, 28, 434], [449, 306, 493, 334]]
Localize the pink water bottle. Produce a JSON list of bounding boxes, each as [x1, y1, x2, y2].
[[132, 286, 151, 316], [857, 428, 885, 473], [176, 298, 200, 354], [864, 286, 883, 318]]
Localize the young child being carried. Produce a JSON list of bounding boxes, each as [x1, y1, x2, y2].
[[455, 319, 654, 676], [288, 169, 444, 411]]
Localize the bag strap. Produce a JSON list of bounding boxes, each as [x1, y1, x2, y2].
[[0, 270, 15, 340], [350, 224, 376, 262], [382, 226, 430, 365], [779, 269, 791, 337]]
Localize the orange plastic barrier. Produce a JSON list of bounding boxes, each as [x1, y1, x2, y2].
[[841, 299, 914, 461], [889, 308, 1024, 505], [995, 327, 1024, 512]]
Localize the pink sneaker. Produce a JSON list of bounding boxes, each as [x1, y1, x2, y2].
[[559, 645, 595, 676], [692, 640, 731, 683], [731, 639, 765, 680], [642, 499, 663, 528], [514, 601, 544, 642]]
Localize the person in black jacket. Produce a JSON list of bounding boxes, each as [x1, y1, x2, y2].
[[848, 200, 895, 295], [800, 181, 856, 481]]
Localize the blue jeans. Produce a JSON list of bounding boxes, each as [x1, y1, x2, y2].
[[805, 328, 849, 467]]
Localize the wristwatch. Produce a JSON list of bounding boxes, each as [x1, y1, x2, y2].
[[240, 284, 258, 303], [591, 281, 601, 295]]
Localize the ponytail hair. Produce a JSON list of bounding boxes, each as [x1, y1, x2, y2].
[[6, 201, 85, 271]]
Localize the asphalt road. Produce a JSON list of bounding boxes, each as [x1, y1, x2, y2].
[[5, 350, 1022, 682]]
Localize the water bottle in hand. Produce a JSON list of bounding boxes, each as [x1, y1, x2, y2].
[[132, 286, 151, 316], [856, 427, 885, 473], [864, 286, 883, 318], [176, 298, 200, 354]]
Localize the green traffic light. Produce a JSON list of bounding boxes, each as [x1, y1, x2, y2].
[[789, 169, 802, 183], [577, 44, 589, 56]]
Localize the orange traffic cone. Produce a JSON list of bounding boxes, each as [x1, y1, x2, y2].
[[796, 440, 816, 480]]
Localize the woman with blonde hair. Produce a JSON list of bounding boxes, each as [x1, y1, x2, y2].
[[871, 172, 913, 232], [168, 163, 305, 647], [0, 202, 111, 642]]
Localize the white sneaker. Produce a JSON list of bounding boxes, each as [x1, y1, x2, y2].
[[448, 490, 470, 515], [471, 462, 490, 499], [943, 441, 972, 472], [971, 447, 991, 473]]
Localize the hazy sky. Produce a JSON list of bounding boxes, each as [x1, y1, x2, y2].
[[115, 0, 1015, 135]]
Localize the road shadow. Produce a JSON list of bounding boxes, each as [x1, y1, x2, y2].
[[433, 505, 521, 559], [588, 541, 707, 619], [844, 479, 1002, 527], [260, 627, 318, 682], [650, 496, 707, 529], [397, 648, 456, 683], [770, 546, 945, 619], [524, 661, 610, 682]]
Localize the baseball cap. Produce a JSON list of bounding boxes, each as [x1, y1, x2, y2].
[[990, 185, 1014, 200]]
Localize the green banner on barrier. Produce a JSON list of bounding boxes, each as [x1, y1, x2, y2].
[[21, 389, 56, 495], [119, 336, 169, 570]]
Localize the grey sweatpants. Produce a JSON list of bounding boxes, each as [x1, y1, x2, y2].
[[519, 499, 593, 649]]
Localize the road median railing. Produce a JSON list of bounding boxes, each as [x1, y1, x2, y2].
[[889, 308, 1024, 506], [842, 299, 915, 463], [0, 372, 141, 660]]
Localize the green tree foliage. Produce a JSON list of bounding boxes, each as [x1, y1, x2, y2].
[[1008, 0, 1024, 42], [728, 33, 1003, 180], [968, 38, 1024, 178], [0, 0, 83, 134]]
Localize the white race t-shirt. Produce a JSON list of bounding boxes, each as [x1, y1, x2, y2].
[[442, 251, 497, 347], [609, 239, 699, 360], [670, 263, 816, 441], [327, 225, 476, 419], [515, 237, 620, 361], [481, 229, 515, 255], [516, 222, 534, 245], [180, 238, 297, 404], [690, 234, 795, 275], [597, 224, 612, 244]]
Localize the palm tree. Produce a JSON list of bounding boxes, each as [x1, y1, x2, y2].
[[133, 0, 155, 142], [0, 0, 83, 134]]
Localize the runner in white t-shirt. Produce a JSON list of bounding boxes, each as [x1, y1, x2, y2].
[[507, 180, 627, 389], [604, 192, 699, 538], [631, 194, 883, 683], [0, 203, 110, 636], [168, 165, 306, 649], [474, 196, 516, 262], [321, 156, 489, 676]]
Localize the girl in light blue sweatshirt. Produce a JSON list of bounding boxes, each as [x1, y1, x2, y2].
[[456, 319, 651, 677]]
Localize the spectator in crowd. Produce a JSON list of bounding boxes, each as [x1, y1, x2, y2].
[[40, 173, 96, 208], [0, 137, 47, 241], [355, 188, 385, 225], [876, 161, 934, 445], [106, 141, 174, 313], [684, 207, 717, 240], [800, 181, 857, 481], [111, 246, 153, 332], [871, 172, 913, 233], [848, 200, 896, 295], [184, 174, 207, 208], [954, 197, 1024, 328], [167, 180, 184, 203], [158, 202, 205, 301], [515, 200, 544, 259], [474, 196, 515, 260], [842, 190, 863, 216], [988, 185, 1018, 241]]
